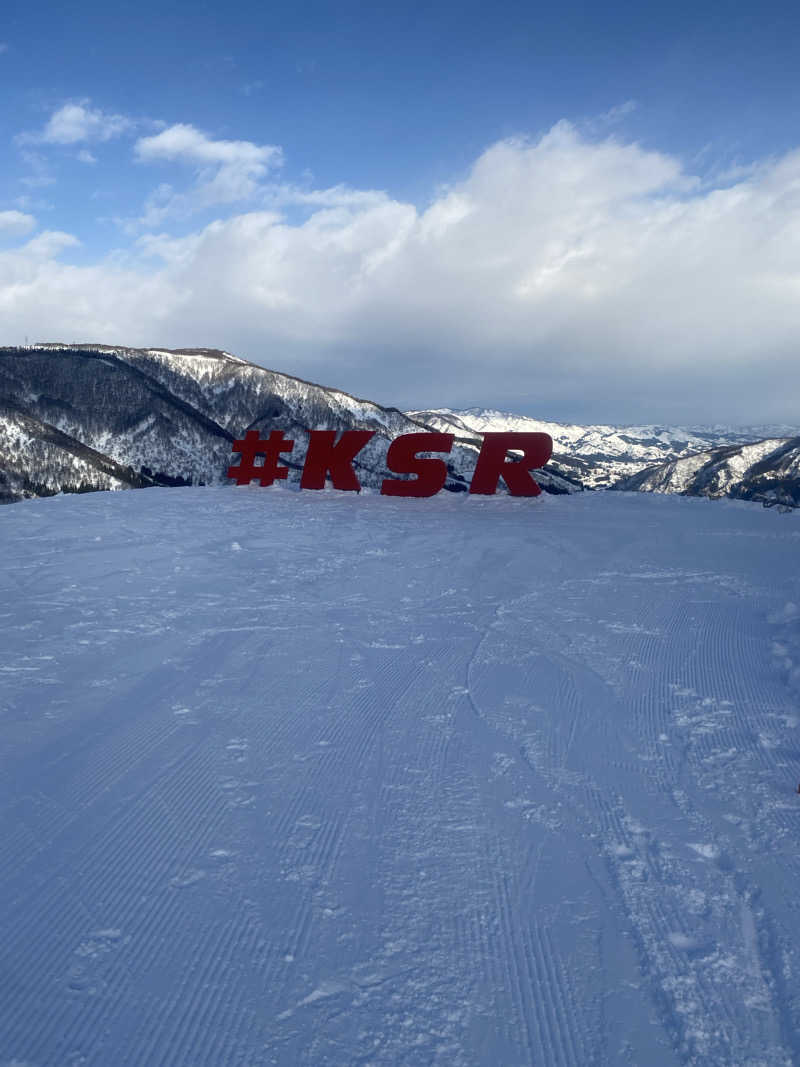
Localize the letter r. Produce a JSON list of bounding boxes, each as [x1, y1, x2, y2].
[[469, 433, 553, 496]]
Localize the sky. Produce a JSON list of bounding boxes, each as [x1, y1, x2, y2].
[[2, 0, 800, 425]]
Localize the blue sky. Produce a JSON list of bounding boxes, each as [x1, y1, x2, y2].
[[2, 1, 800, 423]]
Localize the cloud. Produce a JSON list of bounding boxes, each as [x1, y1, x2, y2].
[[20, 101, 132, 146], [135, 124, 280, 170], [0, 210, 37, 239], [0, 43, 8, 55], [77, 149, 97, 164], [22, 230, 80, 259], [2, 120, 800, 423], [132, 123, 283, 223], [598, 100, 637, 125]]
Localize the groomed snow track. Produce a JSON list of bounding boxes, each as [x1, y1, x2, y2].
[[1, 487, 799, 1066]]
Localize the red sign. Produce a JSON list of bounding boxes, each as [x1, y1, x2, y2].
[[228, 430, 553, 497]]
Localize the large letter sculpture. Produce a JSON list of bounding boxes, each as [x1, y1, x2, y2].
[[468, 433, 553, 496], [381, 433, 454, 497], [229, 429, 553, 496], [300, 430, 376, 490]]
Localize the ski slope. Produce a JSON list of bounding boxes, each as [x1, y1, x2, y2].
[[1, 486, 799, 1066]]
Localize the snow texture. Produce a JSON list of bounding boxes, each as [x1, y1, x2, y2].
[[1, 486, 800, 1065]]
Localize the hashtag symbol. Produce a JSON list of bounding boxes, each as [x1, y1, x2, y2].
[[227, 430, 295, 486]]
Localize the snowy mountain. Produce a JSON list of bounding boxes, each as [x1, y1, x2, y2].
[[617, 435, 800, 508], [0, 345, 577, 504], [2, 485, 800, 1065], [410, 407, 800, 490], [4, 347, 795, 507]]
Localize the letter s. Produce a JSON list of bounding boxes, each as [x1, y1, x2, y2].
[[381, 433, 454, 497]]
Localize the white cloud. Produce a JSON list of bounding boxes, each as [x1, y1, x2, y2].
[[135, 124, 279, 170], [22, 101, 132, 146], [3, 120, 800, 422], [0, 210, 37, 239], [77, 149, 97, 164], [22, 230, 80, 259], [133, 124, 282, 222]]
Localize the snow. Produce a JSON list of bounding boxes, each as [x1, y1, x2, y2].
[[721, 439, 788, 479], [1, 486, 799, 1065], [630, 438, 797, 498], [653, 451, 717, 494]]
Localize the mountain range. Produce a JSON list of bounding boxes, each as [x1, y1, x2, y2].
[[412, 408, 800, 494], [0, 344, 580, 504], [1, 344, 797, 506]]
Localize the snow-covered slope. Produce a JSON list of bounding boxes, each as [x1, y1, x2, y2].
[[618, 436, 800, 508], [0, 404, 140, 502], [0, 346, 576, 502], [2, 486, 800, 1065], [411, 407, 800, 489]]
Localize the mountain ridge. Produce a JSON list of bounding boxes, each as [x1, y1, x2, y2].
[[615, 434, 800, 508], [0, 345, 578, 504], [2, 345, 796, 506]]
